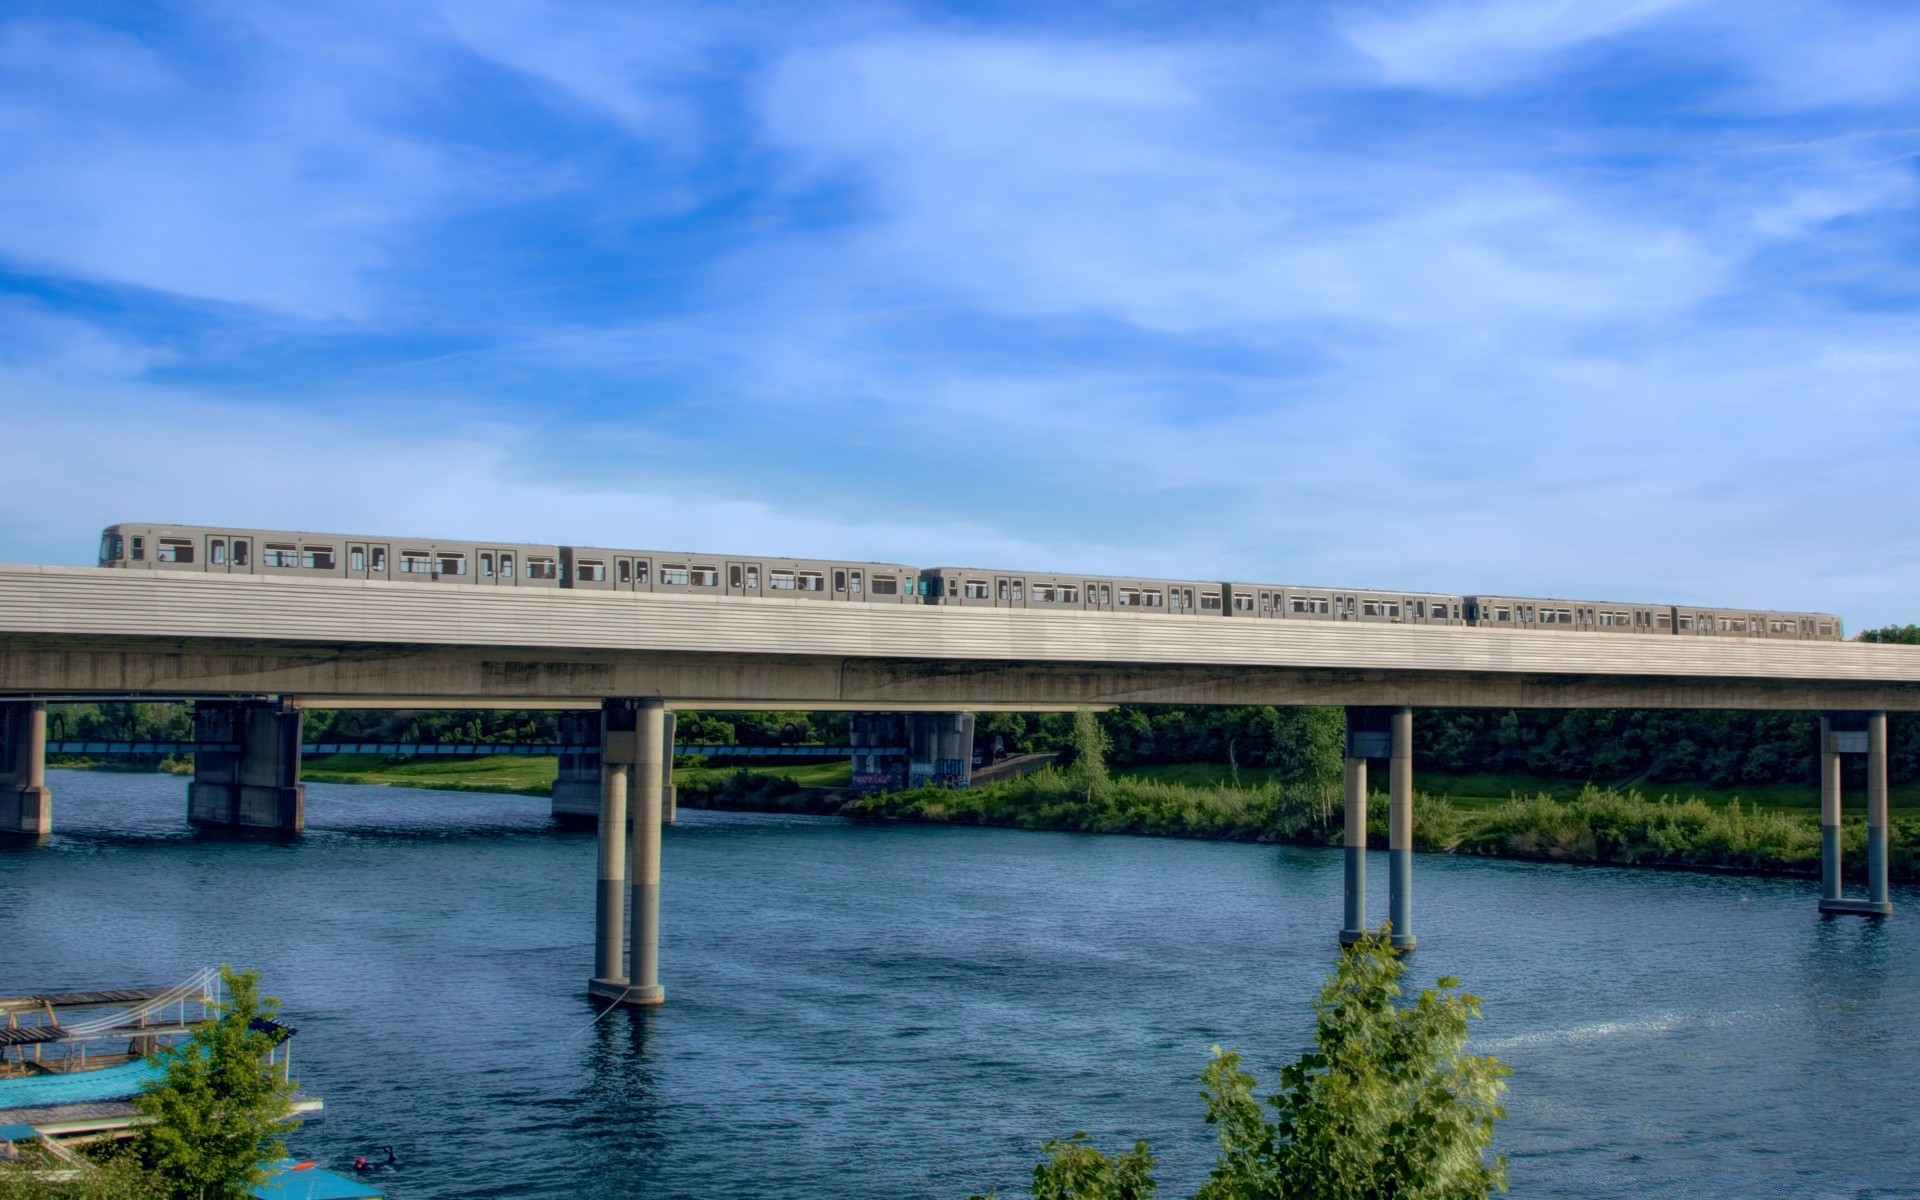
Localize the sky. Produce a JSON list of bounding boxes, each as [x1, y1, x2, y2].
[[1, 0, 1917, 628]]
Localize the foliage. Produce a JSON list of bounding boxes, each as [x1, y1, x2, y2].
[[1067, 711, 1111, 794], [970, 934, 1506, 1200], [0, 1147, 165, 1200], [846, 773, 1920, 881], [1857, 624, 1920, 645], [134, 966, 298, 1200]]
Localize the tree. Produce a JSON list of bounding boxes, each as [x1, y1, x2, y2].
[[979, 933, 1508, 1199], [1857, 624, 1920, 646], [135, 966, 298, 1200]]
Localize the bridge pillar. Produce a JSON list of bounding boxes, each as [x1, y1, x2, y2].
[[1817, 712, 1891, 917], [1388, 706, 1416, 951], [625, 699, 668, 1007], [1868, 711, 1891, 913], [550, 709, 602, 825], [1820, 716, 1842, 903], [591, 701, 633, 997], [0, 701, 51, 836], [188, 701, 304, 831], [663, 711, 677, 826]]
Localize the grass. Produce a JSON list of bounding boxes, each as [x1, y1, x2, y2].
[[298, 753, 851, 797], [845, 766, 1920, 882], [1116, 763, 1920, 813]]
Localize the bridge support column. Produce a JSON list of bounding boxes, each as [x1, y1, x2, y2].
[[550, 709, 602, 825], [590, 701, 633, 997], [1820, 717, 1842, 903], [1388, 706, 1415, 952], [0, 701, 51, 837], [1868, 712, 1891, 913], [625, 699, 668, 1007], [663, 711, 677, 826], [1817, 711, 1891, 917], [188, 701, 304, 831]]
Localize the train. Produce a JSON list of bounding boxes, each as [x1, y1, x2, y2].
[[92, 522, 1844, 641]]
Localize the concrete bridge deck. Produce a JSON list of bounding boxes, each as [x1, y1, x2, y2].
[[1, 564, 1917, 710]]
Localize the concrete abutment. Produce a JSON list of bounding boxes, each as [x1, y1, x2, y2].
[[0, 700, 51, 836], [187, 700, 304, 832]]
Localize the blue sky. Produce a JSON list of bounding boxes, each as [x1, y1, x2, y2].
[[1, 0, 1917, 627]]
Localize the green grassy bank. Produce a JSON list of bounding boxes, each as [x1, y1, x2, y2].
[[841, 766, 1920, 882], [294, 754, 850, 798]]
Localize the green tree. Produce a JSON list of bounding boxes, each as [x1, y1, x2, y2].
[[135, 966, 298, 1200], [979, 933, 1508, 1199], [1858, 624, 1920, 645], [1068, 710, 1111, 795]]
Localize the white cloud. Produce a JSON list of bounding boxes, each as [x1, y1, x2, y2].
[[1341, 0, 1696, 91]]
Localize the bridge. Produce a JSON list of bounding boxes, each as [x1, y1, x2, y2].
[[3, 563, 1918, 1004]]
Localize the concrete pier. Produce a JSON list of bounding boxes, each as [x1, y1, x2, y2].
[[1820, 716, 1842, 904], [592, 700, 633, 995], [1341, 706, 1392, 945], [550, 709, 601, 824], [1388, 706, 1415, 951], [0, 700, 51, 836], [188, 700, 304, 831], [1868, 711, 1891, 913], [626, 699, 667, 1006], [1818, 711, 1892, 917], [662, 711, 677, 825]]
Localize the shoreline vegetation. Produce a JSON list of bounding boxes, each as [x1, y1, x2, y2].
[[47, 753, 1918, 884]]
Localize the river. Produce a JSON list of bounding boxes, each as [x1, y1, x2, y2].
[[5, 768, 1917, 1198]]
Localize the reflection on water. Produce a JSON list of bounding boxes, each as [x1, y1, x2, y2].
[[5, 768, 1918, 1198]]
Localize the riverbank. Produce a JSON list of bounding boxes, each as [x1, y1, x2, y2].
[[839, 767, 1920, 882]]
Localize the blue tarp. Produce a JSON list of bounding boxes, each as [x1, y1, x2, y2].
[[251, 1159, 383, 1199], [0, 1059, 164, 1110]]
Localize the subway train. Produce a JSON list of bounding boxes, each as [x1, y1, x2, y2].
[[93, 522, 1845, 641]]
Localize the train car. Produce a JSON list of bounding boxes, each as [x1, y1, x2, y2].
[[1231, 582, 1467, 625], [1465, 595, 1669, 635], [923, 567, 1224, 614], [97, 522, 566, 587], [561, 545, 921, 603], [1673, 606, 1841, 640], [97, 524, 922, 605]]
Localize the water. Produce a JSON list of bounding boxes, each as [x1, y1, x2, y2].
[[5, 768, 1918, 1199]]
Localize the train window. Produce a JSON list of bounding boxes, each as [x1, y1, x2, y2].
[[835, 570, 847, 592], [662, 565, 690, 586], [577, 561, 607, 582], [798, 572, 824, 591], [1655, 613, 1670, 628], [130, 536, 144, 561], [1120, 588, 1141, 607], [399, 551, 428, 574], [690, 565, 716, 586], [1236, 595, 1253, 611], [1676, 615, 1692, 630], [352, 547, 367, 572], [99, 532, 121, 562], [1014, 582, 1024, 602], [266, 543, 299, 568], [634, 560, 647, 584], [728, 565, 742, 588], [364, 545, 378, 572], [746, 566, 759, 588], [305, 547, 336, 570], [1099, 585, 1112, 604], [621, 560, 633, 585], [997, 580, 1008, 601], [209, 539, 226, 565], [155, 538, 194, 563], [1818, 622, 1833, 636], [1202, 593, 1223, 611], [497, 552, 511, 578], [1494, 606, 1511, 621], [770, 570, 797, 591], [1147, 590, 1165, 608], [480, 553, 494, 577], [1599, 612, 1614, 627], [872, 574, 899, 595], [1033, 583, 1053, 602], [850, 570, 863, 594], [1062, 586, 1078, 603], [437, 552, 465, 576], [528, 557, 557, 580], [1260, 593, 1271, 612]]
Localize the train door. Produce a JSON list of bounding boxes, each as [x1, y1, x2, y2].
[[995, 576, 1012, 607], [726, 561, 759, 597], [347, 542, 370, 579], [206, 534, 231, 573]]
